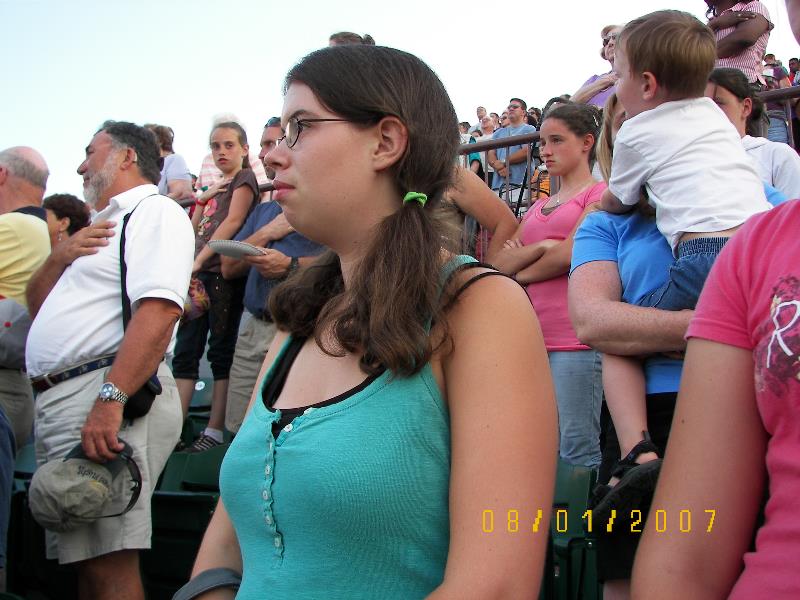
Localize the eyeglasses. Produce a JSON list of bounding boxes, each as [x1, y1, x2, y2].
[[278, 117, 364, 149], [602, 33, 618, 46], [508, 104, 523, 110]]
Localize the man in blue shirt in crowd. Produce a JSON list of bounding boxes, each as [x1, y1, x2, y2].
[[220, 117, 324, 434], [487, 98, 537, 204]]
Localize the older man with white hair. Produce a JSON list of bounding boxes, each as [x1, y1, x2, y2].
[[0, 145, 51, 445], [0, 145, 49, 589], [25, 121, 193, 600]]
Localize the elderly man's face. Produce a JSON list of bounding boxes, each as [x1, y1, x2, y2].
[[476, 106, 487, 119], [77, 131, 122, 209]]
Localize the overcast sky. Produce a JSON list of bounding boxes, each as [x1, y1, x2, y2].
[[2, 0, 797, 198]]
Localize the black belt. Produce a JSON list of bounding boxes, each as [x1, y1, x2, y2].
[[30, 355, 116, 393]]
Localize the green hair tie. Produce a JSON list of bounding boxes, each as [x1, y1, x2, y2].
[[403, 192, 428, 206]]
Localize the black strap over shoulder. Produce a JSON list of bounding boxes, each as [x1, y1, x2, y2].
[[119, 196, 157, 329], [442, 261, 518, 311], [120, 211, 134, 330]]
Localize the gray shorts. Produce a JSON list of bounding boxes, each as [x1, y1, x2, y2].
[[33, 361, 182, 564]]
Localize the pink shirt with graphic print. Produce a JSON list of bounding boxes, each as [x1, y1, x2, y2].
[[687, 199, 800, 598]]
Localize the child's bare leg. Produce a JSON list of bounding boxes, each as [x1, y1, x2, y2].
[[602, 354, 659, 483]]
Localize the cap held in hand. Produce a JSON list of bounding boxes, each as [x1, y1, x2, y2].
[[28, 440, 141, 532]]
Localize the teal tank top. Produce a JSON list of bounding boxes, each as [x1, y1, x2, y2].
[[219, 256, 477, 599]]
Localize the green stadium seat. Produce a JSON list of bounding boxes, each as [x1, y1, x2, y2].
[[143, 443, 230, 599], [549, 460, 600, 600]]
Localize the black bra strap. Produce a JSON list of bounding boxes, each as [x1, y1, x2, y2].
[[442, 261, 517, 311]]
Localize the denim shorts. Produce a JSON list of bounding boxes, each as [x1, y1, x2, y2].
[[637, 236, 729, 311]]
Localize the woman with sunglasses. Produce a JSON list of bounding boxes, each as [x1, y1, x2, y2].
[[572, 24, 623, 107], [182, 45, 557, 600]]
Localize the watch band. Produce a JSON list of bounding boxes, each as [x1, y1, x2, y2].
[[99, 382, 129, 405]]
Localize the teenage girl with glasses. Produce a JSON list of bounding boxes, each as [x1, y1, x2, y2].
[[183, 45, 557, 599]]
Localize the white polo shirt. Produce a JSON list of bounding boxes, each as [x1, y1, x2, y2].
[[26, 184, 194, 377], [609, 97, 771, 252]]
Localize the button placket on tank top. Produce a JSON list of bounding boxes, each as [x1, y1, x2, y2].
[[263, 409, 282, 558], [265, 410, 315, 558]]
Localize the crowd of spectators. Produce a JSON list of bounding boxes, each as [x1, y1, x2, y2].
[[2, 2, 800, 599]]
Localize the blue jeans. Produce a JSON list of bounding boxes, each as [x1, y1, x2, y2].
[[638, 237, 728, 310], [548, 349, 603, 468], [0, 407, 14, 568], [767, 114, 790, 145]]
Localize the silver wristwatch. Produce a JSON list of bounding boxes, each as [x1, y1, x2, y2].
[[99, 382, 129, 406]]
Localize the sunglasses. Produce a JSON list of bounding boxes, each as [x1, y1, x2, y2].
[[508, 104, 523, 110]]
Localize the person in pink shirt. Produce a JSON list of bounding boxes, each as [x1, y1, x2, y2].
[[493, 103, 605, 468], [632, 198, 800, 598], [706, 0, 773, 89]]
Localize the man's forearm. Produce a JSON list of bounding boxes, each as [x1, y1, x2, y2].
[[26, 258, 67, 318], [575, 302, 692, 355], [104, 298, 182, 396], [507, 146, 530, 165]]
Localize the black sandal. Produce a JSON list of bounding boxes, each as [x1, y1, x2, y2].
[[591, 432, 662, 524]]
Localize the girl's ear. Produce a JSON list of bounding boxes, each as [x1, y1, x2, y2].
[[583, 133, 595, 153], [370, 116, 408, 172]]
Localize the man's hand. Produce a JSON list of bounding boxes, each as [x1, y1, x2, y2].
[[243, 249, 291, 279], [496, 166, 509, 178], [81, 400, 125, 462], [51, 220, 116, 267], [197, 178, 230, 203], [709, 10, 756, 30], [256, 213, 293, 244]]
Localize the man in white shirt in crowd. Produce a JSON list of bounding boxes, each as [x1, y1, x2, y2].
[[25, 121, 194, 600]]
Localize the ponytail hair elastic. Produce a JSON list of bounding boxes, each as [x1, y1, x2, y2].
[[403, 192, 428, 207]]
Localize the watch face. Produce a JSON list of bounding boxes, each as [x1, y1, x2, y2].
[[100, 383, 115, 399]]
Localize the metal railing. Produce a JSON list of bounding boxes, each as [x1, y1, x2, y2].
[[458, 85, 800, 204], [455, 86, 800, 257]]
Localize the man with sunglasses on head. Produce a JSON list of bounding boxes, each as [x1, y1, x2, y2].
[[219, 117, 324, 435], [487, 98, 537, 203]]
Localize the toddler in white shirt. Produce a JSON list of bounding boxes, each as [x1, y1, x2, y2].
[[593, 9, 771, 519]]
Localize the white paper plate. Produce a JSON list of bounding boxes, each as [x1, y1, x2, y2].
[[208, 240, 267, 258]]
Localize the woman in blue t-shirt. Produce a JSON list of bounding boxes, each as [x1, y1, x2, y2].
[[568, 92, 690, 599]]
